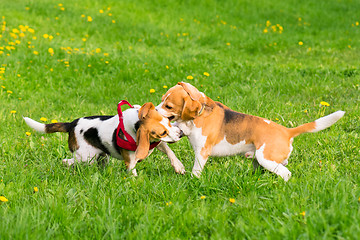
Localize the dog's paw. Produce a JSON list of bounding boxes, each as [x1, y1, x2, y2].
[[175, 164, 186, 175], [131, 168, 138, 176], [62, 158, 75, 166], [191, 169, 202, 178]]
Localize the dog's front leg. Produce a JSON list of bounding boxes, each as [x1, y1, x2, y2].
[[123, 151, 138, 176], [156, 142, 185, 174], [191, 148, 210, 178]]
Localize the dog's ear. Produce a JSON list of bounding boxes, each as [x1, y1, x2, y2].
[[135, 126, 150, 160], [138, 102, 155, 120], [177, 82, 205, 103], [181, 96, 202, 120]]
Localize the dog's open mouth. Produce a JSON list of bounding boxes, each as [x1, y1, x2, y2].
[[168, 116, 175, 121]]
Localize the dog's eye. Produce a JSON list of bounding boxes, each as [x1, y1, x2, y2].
[[160, 131, 167, 136], [165, 105, 172, 110]]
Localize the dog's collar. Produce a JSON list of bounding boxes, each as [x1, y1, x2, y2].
[[116, 100, 160, 151], [198, 104, 205, 116]]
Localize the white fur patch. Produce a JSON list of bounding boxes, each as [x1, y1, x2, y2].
[[263, 119, 271, 124], [211, 139, 256, 157]]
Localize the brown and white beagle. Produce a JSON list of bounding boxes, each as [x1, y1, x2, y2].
[[157, 82, 345, 181], [24, 102, 185, 176]]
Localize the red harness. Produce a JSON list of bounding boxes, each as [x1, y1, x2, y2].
[[116, 100, 160, 151]]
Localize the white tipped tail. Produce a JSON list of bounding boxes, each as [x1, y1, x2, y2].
[[311, 110, 345, 132], [23, 117, 46, 133]]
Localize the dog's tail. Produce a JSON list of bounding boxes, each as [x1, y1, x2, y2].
[[23, 117, 72, 133], [288, 110, 345, 138]]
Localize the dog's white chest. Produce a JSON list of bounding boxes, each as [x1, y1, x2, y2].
[[211, 138, 255, 157]]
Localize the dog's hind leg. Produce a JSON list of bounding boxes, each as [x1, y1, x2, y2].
[[255, 144, 291, 181]]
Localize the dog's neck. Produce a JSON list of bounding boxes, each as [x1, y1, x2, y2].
[[122, 108, 139, 141]]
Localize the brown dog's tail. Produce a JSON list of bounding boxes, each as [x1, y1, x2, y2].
[[288, 110, 345, 138], [23, 117, 71, 133]]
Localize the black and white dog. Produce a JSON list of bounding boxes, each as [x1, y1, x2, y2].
[[24, 102, 185, 176]]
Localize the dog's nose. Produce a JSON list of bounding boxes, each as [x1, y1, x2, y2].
[[179, 130, 184, 138]]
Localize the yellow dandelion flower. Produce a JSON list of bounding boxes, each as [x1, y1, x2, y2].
[[166, 65, 169, 69], [28, 28, 34, 33], [32, 36, 37, 40], [266, 20, 271, 27], [1, 86, 5, 89], [104, 53, 109, 57], [108, 13, 112, 16], [298, 41, 304, 46], [60, 7, 65, 11], [88, 64, 92, 67], [82, 38, 87, 42], [51, 119, 58, 123], [87, 16, 93, 22], [95, 48, 101, 53], [200, 196, 206, 200], [7, 90, 13, 94], [163, 85, 168, 89], [203, 72, 210, 77], [229, 198, 235, 203], [226, 42, 231, 46], [186, 75, 194, 80], [34, 187, 38, 192], [320, 101, 330, 107], [58, 3, 63, 7], [149, 89, 155, 93], [263, 28, 268, 33], [10, 110, 16, 114], [81, 14, 86, 18], [48, 48, 54, 55], [49, 35, 53, 40], [33, 50, 39, 55], [300, 211, 306, 216], [112, 20, 116, 23], [43, 34, 49, 39], [99, 9, 104, 13], [26, 132, 31, 136], [0, 196, 9, 202], [40, 117, 47, 122]]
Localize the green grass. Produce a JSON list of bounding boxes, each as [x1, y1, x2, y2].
[[1, 0, 360, 239]]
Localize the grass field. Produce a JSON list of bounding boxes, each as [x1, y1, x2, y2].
[[1, 0, 360, 239]]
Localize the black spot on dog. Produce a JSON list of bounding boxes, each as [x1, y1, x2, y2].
[[134, 121, 141, 132], [84, 128, 110, 154], [80, 129, 84, 134], [224, 109, 246, 123], [84, 116, 114, 121]]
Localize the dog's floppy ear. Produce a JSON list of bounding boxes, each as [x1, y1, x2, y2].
[[135, 126, 150, 160], [177, 82, 205, 103], [181, 96, 203, 120], [178, 82, 205, 120], [139, 102, 155, 120]]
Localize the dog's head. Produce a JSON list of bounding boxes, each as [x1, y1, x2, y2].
[[157, 82, 207, 122], [135, 102, 183, 160]]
